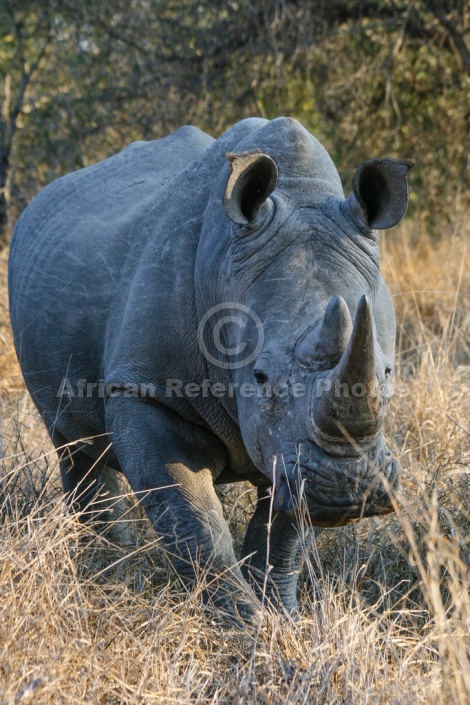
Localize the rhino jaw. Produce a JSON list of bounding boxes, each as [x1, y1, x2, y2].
[[271, 439, 401, 527]]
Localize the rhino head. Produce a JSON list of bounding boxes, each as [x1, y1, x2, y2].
[[199, 118, 411, 527]]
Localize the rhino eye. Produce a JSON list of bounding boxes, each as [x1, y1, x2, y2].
[[254, 369, 269, 385]]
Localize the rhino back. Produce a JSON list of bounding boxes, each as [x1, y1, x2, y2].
[[8, 118, 269, 449], [8, 126, 214, 437]]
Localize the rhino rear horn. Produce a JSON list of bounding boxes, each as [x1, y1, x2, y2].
[[296, 295, 353, 367], [224, 152, 278, 225], [349, 158, 412, 231]]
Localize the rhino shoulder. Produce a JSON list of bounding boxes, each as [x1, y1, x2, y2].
[[119, 125, 214, 165]]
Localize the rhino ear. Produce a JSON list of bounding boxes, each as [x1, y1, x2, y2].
[[350, 158, 412, 230], [224, 151, 278, 225]]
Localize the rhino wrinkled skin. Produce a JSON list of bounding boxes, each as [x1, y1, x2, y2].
[[9, 118, 411, 616]]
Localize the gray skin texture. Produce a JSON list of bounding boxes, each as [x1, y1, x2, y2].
[[9, 117, 411, 616]]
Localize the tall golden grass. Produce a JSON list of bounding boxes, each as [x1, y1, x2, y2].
[[0, 217, 468, 704]]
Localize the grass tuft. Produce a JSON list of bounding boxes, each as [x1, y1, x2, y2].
[[0, 216, 469, 703]]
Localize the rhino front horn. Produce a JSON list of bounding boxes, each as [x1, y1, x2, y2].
[[312, 295, 384, 448]]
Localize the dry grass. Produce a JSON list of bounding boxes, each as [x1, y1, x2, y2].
[[0, 216, 469, 704]]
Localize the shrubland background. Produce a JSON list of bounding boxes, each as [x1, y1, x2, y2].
[[0, 1, 469, 703]]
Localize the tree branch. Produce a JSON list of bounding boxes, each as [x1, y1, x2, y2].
[[429, 0, 470, 76]]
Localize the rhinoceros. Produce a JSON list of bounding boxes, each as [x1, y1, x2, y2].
[[9, 117, 410, 616]]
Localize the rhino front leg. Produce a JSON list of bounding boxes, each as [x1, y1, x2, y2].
[[105, 395, 258, 618], [241, 486, 313, 612]]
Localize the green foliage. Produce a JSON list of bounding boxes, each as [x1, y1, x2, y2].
[[0, 0, 468, 234]]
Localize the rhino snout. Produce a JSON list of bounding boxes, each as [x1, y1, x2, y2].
[[272, 442, 402, 526]]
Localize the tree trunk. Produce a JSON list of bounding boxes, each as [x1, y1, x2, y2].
[[0, 152, 9, 249]]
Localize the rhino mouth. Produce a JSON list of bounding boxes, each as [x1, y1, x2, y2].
[[272, 444, 401, 527], [300, 477, 399, 527]]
